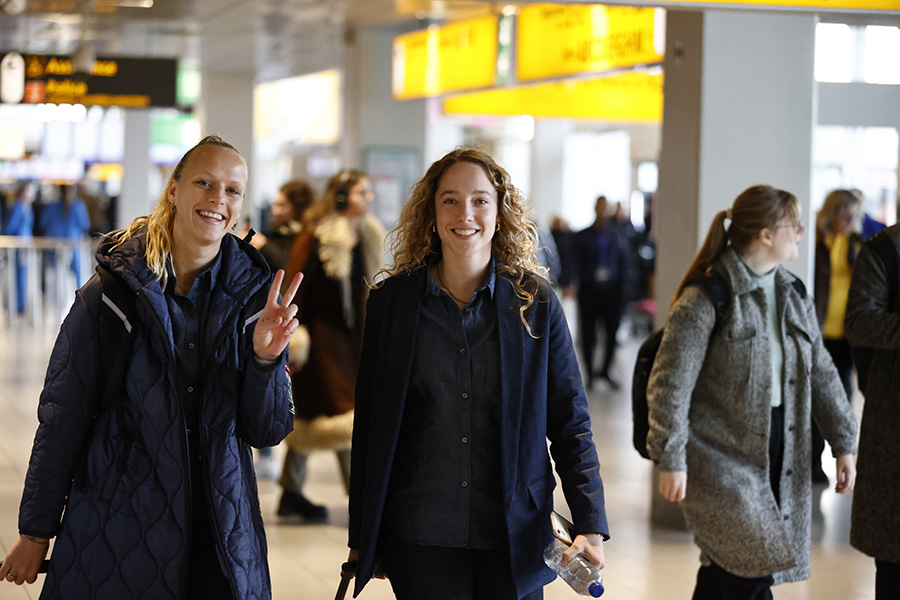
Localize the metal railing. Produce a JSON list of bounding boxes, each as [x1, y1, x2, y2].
[[0, 235, 97, 330]]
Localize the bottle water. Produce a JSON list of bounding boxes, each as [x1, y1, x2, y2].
[[543, 539, 604, 597]]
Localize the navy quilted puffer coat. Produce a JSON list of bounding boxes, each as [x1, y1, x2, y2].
[[17, 231, 294, 599]]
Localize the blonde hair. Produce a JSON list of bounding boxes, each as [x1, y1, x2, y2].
[[816, 189, 861, 237], [302, 169, 368, 230], [105, 135, 243, 288], [378, 148, 545, 332], [673, 184, 799, 306]]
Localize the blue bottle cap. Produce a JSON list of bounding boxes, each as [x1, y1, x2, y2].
[[589, 581, 605, 597]]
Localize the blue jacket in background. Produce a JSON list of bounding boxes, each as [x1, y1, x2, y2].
[[349, 267, 609, 598], [18, 231, 294, 599]]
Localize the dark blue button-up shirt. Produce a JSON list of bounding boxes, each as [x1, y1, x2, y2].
[[165, 252, 221, 526], [386, 260, 505, 549]]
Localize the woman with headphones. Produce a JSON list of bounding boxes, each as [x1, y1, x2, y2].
[[276, 169, 386, 522]]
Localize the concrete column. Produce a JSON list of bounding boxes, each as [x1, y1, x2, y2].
[[119, 109, 152, 227], [653, 9, 818, 528]]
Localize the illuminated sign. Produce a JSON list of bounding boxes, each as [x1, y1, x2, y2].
[[392, 15, 499, 100], [561, 0, 899, 11], [517, 4, 664, 81], [443, 71, 663, 123], [0, 53, 177, 108]]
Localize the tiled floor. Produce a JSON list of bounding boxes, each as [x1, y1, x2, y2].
[[0, 305, 877, 599]]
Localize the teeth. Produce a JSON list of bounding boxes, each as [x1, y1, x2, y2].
[[198, 210, 224, 221], [454, 229, 477, 235]]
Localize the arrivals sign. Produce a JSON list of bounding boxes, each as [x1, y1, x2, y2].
[[0, 52, 177, 108], [526, 0, 900, 12], [392, 15, 499, 100], [517, 4, 664, 82]]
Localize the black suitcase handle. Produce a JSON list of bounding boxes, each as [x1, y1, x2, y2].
[[0, 559, 51, 574], [334, 560, 387, 600]]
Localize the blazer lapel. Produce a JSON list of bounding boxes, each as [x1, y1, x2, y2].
[[496, 276, 525, 504]]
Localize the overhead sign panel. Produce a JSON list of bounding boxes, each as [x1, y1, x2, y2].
[[555, 0, 899, 12], [517, 4, 664, 81], [0, 52, 177, 108], [443, 71, 663, 123], [392, 15, 498, 100]]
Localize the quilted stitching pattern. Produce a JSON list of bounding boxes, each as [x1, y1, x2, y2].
[[18, 233, 294, 600]]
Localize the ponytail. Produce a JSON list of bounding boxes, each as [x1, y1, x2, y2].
[[672, 210, 729, 307]]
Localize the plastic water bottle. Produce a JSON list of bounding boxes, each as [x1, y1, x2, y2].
[[543, 539, 605, 597]]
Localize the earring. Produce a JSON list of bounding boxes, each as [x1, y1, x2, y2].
[[432, 225, 436, 233], [231, 221, 237, 231], [171, 205, 176, 215], [495, 223, 500, 232]]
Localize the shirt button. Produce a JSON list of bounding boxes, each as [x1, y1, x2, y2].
[[462, 393, 468, 399], [462, 437, 468, 443], [460, 348, 466, 354], [189, 343, 195, 349], [461, 481, 468, 488], [187, 386, 194, 393]]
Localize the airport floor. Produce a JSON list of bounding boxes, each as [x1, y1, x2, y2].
[[0, 305, 878, 600]]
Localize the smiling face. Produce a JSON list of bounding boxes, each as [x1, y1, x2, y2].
[[433, 161, 498, 266], [168, 144, 248, 255]]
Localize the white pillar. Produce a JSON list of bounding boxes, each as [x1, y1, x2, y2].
[[119, 109, 152, 227]]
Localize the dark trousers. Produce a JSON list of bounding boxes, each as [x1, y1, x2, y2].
[[186, 511, 234, 600], [813, 338, 854, 472], [577, 286, 623, 380], [692, 562, 774, 600], [384, 534, 543, 600], [876, 559, 900, 600], [691, 406, 783, 600]]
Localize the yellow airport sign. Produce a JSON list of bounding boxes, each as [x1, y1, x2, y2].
[[557, 0, 899, 11], [443, 71, 663, 123], [392, 15, 499, 100], [517, 4, 664, 81]]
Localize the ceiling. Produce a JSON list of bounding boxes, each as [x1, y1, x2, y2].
[[0, 0, 500, 81]]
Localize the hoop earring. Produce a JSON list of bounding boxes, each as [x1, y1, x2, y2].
[[432, 225, 436, 233], [495, 222, 500, 232], [171, 205, 177, 215]]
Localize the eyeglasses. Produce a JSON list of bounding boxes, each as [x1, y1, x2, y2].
[[775, 220, 804, 232]]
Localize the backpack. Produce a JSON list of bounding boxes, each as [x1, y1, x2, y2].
[[630, 269, 806, 459], [849, 231, 899, 395]]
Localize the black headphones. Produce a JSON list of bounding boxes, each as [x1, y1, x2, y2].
[[334, 170, 354, 212]]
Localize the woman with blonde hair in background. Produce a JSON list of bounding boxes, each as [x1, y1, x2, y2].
[[810, 189, 864, 483], [348, 148, 609, 599], [648, 184, 857, 600], [276, 169, 386, 522]]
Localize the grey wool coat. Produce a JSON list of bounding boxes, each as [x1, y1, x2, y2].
[[647, 246, 858, 584], [844, 224, 900, 564]]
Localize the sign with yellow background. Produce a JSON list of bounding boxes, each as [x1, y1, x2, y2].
[[443, 71, 663, 123], [517, 4, 664, 81], [392, 15, 498, 100]]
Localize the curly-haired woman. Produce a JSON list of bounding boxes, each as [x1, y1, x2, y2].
[[346, 148, 609, 599]]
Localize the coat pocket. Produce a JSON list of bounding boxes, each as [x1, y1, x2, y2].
[[786, 322, 814, 374]]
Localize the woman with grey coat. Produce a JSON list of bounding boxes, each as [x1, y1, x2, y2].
[[844, 223, 900, 599], [647, 185, 858, 600]]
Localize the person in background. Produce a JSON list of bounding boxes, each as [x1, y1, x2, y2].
[[648, 184, 857, 600], [248, 179, 317, 480], [549, 215, 575, 290], [0, 136, 298, 598], [571, 195, 632, 390], [348, 148, 608, 599], [812, 189, 863, 484], [276, 169, 385, 522], [39, 184, 91, 287], [251, 179, 315, 274], [3, 182, 35, 314], [844, 223, 900, 599]]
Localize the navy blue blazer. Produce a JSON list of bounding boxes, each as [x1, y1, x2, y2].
[[348, 266, 609, 597]]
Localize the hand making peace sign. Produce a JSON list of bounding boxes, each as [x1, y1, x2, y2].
[[252, 269, 303, 362]]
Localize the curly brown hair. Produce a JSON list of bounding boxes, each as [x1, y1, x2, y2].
[[379, 148, 545, 332]]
